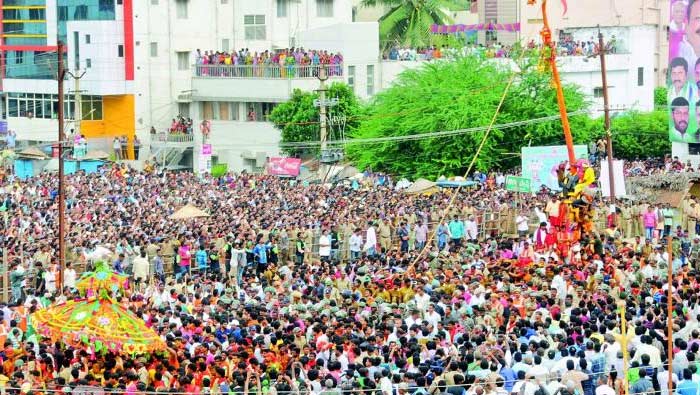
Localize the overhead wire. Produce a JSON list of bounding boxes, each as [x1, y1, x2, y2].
[[403, 37, 529, 273]]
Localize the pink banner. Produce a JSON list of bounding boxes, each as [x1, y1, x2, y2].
[[430, 23, 521, 34], [267, 157, 302, 177], [201, 144, 212, 156]]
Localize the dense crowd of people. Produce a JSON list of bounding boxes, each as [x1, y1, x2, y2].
[[0, 160, 697, 395], [194, 48, 344, 78], [382, 37, 620, 63]]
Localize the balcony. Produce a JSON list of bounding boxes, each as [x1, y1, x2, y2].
[[191, 64, 345, 102], [149, 133, 195, 170]]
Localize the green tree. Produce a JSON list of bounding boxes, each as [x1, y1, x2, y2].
[[654, 86, 667, 107], [608, 110, 670, 160], [361, 0, 461, 49], [346, 55, 593, 178], [269, 83, 361, 157]]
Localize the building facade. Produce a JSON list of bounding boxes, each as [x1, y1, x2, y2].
[[478, 0, 668, 86], [1, 0, 661, 173]]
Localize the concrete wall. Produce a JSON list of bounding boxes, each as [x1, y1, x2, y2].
[[66, 20, 130, 96]]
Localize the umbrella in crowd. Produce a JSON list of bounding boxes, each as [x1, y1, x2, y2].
[[169, 203, 210, 220], [31, 262, 166, 355]]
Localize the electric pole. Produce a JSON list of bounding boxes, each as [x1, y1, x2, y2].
[[317, 66, 329, 179], [57, 41, 66, 292], [598, 26, 616, 224], [68, 69, 87, 137]]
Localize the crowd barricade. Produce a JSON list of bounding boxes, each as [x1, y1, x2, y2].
[[194, 64, 344, 79]]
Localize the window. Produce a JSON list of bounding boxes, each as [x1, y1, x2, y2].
[[85, 34, 91, 44], [221, 39, 229, 52], [317, 0, 333, 17], [99, 0, 115, 12], [85, 58, 91, 68], [3, 9, 19, 20], [593, 87, 603, 98], [347, 65, 355, 91], [13, 50, 23, 64], [637, 67, 644, 86], [178, 103, 190, 118], [117, 44, 124, 57], [151, 0, 158, 4], [221, 0, 228, 3], [244, 15, 266, 40], [690, 143, 700, 155], [74, 5, 88, 20], [80, 95, 103, 120], [366, 65, 375, 95], [176, 0, 188, 19], [176, 51, 190, 70], [485, 30, 497, 43], [202, 102, 239, 121], [5, 93, 101, 120], [277, 0, 288, 17], [150, 42, 158, 57], [58, 6, 68, 21], [28, 8, 44, 20]]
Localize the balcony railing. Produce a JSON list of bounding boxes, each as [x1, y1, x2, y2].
[[151, 133, 195, 143], [193, 64, 344, 79]]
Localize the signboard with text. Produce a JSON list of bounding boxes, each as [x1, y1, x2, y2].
[[505, 175, 531, 193], [267, 157, 301, 177], [521, 145, 588, 191]]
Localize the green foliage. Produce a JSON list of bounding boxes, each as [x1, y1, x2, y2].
[[609, 110, 670, 160], [269, 83, 361, 157], [361, 0, 460, 49], [211, 163, 228, 178], [654, 87, 667, 107], [346, 55, 593, 178]]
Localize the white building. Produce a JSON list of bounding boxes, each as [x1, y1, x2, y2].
[[1, 1, 657, 173]]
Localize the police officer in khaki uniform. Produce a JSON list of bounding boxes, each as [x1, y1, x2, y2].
[[621, 203, 633, 238], [378, 219, 392, 253], [687, 202, 697, 238]]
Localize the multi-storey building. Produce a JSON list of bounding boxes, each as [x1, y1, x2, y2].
[[1, 0, 660, 173]]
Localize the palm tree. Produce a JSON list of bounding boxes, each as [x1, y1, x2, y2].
[[361, 0, 462, 50]]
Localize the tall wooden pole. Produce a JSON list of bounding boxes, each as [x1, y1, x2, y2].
[[540, 0, 576, 165], [667, 233, 673, 394], [57, 41, 66, 292], [598, 27, 616, 227]]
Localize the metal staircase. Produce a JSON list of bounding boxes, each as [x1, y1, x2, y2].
[[149, 134, 194, 171]]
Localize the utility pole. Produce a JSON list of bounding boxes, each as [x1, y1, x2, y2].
[[57, 41, 66, 292], [667, 233, 674, 395], [598, 26, 616, 225], [3, 211, 7, 303], [317, 66, 329, 179], [68, 69, 87, 137]]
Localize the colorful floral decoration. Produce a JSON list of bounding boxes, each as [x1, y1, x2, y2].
[[31, 261, 165, 355]]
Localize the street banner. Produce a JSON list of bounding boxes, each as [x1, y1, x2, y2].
[[267, 157, 301, 177], [668, 0, 700, 142], [521, 145, 588, 191], [599, 159, 627, 197], [505, 175, 531, 193]]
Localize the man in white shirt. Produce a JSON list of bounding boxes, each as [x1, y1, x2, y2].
[[516, 212, 530, 237], [63, 262, 77, 290], [349, 228, 362, 261], [363, 221, 377, 256], [318, 229, 331, 263], [414, 288, 431, 312], [680, 0, 700, 72], [464, 215, 478, 241]]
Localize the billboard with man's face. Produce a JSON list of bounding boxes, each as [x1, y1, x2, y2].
[[669, 0, 700, 142]]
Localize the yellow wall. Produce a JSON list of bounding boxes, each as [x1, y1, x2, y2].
[[81, 94, 135, 159]]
